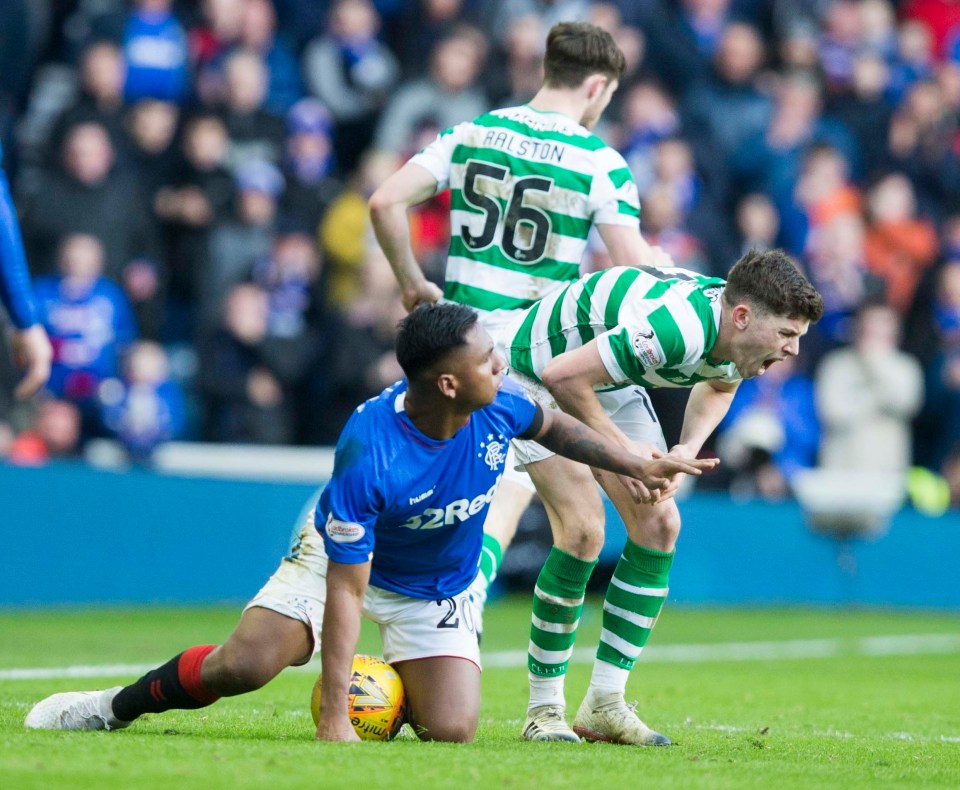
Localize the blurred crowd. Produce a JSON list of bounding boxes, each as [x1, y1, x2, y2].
[[1, 0, 959, 507]]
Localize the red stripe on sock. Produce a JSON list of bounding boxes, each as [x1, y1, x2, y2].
[[150, 679, 167, 702], [177, 645, 220, 705]]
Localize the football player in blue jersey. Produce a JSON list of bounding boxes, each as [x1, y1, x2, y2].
[[0, 148, 52, 399], [25, 303, 715, 742]]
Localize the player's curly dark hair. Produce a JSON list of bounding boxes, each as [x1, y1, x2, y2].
[[724, 249, 824, 322], [544, 22, 626, 88], [396, 302, 479, 380]]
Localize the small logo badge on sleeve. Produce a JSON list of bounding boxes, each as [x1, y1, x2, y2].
[[325, 514, 366, 543]]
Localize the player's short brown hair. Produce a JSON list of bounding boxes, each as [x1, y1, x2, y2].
[[724, 249, 824, 322], [543, 22, 626, 88]]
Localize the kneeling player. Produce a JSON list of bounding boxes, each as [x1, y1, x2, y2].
[[25, 304, 715, 742]]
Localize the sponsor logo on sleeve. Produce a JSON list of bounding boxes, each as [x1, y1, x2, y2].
[[632, 330, 661, 367], [325, 514, 365, 543]]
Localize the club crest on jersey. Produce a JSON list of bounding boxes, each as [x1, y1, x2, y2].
[[478, 433, 507, 471], [632, 330, 661, 367]]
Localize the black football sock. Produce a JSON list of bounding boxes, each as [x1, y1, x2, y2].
[[111, 645, 220, 722]]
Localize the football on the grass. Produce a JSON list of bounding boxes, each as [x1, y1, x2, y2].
[[311, 654, 406, 740]]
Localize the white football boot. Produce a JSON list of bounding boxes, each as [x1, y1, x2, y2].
[[521, 705, 581, 743], [25, 687, 130, 731], [572, 690, 671, 745]]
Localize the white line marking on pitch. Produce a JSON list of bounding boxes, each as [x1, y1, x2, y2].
[[687, 724, 960, 745], [1, 633, 958, 681]]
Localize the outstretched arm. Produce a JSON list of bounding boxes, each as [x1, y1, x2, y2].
[[530, 405, 718, 502], [316, 559, 371, 742], [674, 379, 740, 458], [368, 162, 444, 311]]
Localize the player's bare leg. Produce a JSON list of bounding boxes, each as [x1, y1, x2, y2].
[[393, 656, 481, 743], [201, 606, 314, 695], [572, 466, 678, 746], [520, 455, 605, 742], [25, 606, 312, 731]]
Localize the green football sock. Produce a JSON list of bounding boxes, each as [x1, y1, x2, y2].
[[528, 547, 597, 679], [477, 532, 503, 592], [595, 540, 673, 678]]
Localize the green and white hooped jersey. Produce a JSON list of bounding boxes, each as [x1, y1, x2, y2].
[[410, 105, 640, 318], [505, 265, 742, 390]]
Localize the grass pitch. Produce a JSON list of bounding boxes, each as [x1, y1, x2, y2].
[[1, 599, 958, 789]]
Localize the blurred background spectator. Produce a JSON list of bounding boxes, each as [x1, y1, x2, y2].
[[816, 303, 924, 473], [0, 0, 958, 509]]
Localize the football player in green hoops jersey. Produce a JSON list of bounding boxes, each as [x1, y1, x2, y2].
[[370, 21, 670, 636], [498, 248, 824, 744]]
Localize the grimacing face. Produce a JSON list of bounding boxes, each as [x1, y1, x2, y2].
[[730, 307, 809, 379]]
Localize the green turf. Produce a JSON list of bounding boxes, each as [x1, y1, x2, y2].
[[1, 599, 958, 789]]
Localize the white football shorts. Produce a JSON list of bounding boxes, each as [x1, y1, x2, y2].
[[245, 512, 482, 669]]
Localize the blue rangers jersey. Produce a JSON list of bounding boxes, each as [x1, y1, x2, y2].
[[316, 377, 539, 599]]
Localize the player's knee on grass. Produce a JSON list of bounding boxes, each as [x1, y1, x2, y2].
[[395, 657, 480, 743], [408, 701, 480, 743]]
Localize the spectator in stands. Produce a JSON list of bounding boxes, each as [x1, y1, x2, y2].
[[373, 29, 488, 156], [731, 71, 857, 204], [394, 0, 480, 77], [127, 99, 180, 201], [236, 0, 303, 116], [154, 113, 234, 332], [887, 79, 960, 218], [803, 213, 882, 352], [481, 0, 590, 47], [864, 172, 938, 315], [735, 193, 780, 255], [279, 99, 342, 232], [619, 80, 681, 196], [816, 303, 923, 473], [33, 234, 137, 426], [44, 40, 128, 169], [308, 244, 406, 443], [251, 218, 323, 341], [20, 121, 158, 280], [99, 340, 186, 463], [121, 0, 189, 104], [779, 142, 861, 257], [320, 149, 400, 309], [191, 0, 245, 104], [716, 354, 819, 500], [681, 23, 773, 165], [887, 19, 935, 105], [640, 182, 711, 275], [818, 0, 863, 96], [198, 282, 297, 444], [124, 98, 182, 339], [216, 48, 285, 168], [825, 52, 893, 183], [485, 14, 545, 108], [7, 398, 82, 465], [302, 0, 400, 172], [203, 159, 282, 327], [643, 0, 737, 96]]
